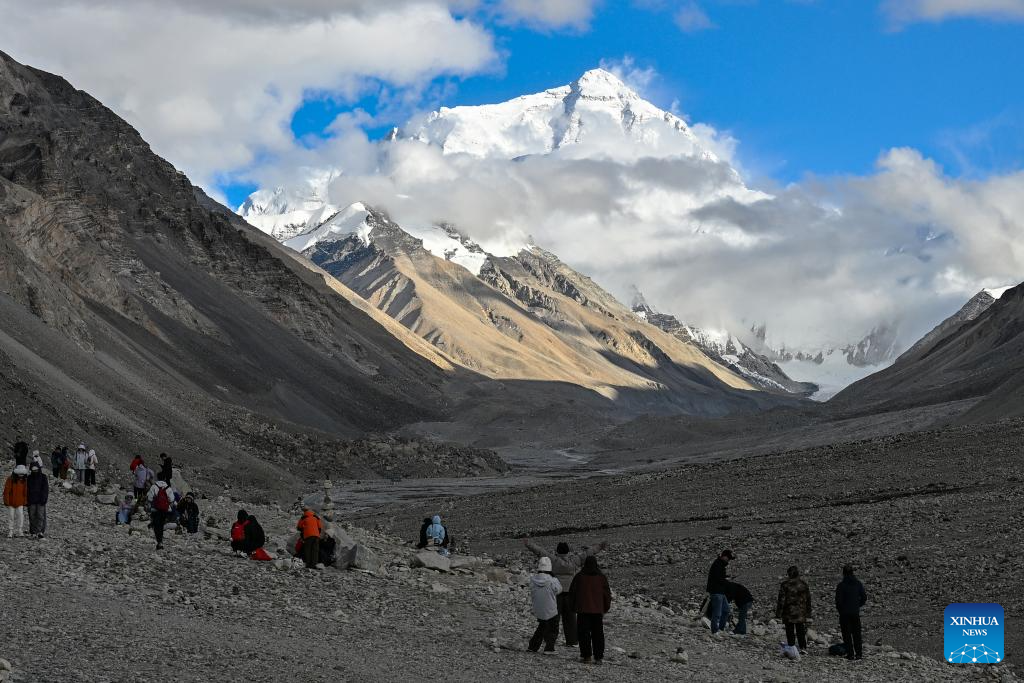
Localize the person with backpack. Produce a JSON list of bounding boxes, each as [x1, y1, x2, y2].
[[296, 508, 323, 568], [26, 463, 48, 538], [706, 549, 735, 634], [528, 557, 562, 654], [73, 445, 88, 483], [146, 477, 176, 550], [523, 537, 608, 647], [11, 439, 28, 467], [85, 449, 99, 487], [177, 493, 200, 535], [569, 556, 612, 665], [726, 581, 754, 635], [50, 446, 64, 479], [836, 565, 867, 661], [776, 565, 812, 654], [3, 465, 29, 538]]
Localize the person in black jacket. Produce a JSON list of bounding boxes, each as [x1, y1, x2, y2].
[[706, 549, 734, 634], [836, 565, 867, 660], [726, 581, 754, 635], [11, 439, 28, 467], [26, 464, 49, 538], [159, 453, 173, 483]]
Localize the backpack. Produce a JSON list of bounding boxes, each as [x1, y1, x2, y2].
[[153, 486, 170, 512]]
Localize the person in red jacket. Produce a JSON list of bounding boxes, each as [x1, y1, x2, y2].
[[296, 508, 323, 569], [569, 555, 612, 665], [230, 510, 250, 554], [4, 464, 29, 538]]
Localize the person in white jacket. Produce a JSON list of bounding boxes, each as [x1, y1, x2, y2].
[[146, 479, 176, 550], [85, 449, 98, 487], [73, 445, 88, 483], [528, 557, 563, 654]]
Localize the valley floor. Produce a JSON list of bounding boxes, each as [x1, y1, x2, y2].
[[0, 478, 1004, 682]]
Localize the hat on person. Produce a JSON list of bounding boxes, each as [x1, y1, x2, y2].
[[537, 557, 552, 572], [13, 464, 28, 475], [78, 444, 86, 450]]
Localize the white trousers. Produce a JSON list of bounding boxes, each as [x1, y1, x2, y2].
[[7, 506, 24, 535]]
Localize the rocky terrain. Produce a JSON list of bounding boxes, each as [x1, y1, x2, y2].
[[0, 465, 1008, 683], [355, 416, 1024, 676]]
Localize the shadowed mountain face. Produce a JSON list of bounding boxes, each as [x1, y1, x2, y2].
[[0, 50, 471, 491], [833, 283, 1024, 421]]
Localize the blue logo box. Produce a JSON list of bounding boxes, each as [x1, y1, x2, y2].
[[944, 603, 1004, 664]]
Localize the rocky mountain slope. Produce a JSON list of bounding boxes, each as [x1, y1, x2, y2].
[[0, 465, 997, 682], [630, 291, 816, 396], [0, 50, 492, 496], [277, 201, 796, 417], [832, 283, 1024, 421]]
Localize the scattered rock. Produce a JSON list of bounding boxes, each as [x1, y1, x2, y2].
[[412, 550, 451, 572]]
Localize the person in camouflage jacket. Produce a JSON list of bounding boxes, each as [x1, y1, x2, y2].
[[776, 565, 812, 651]]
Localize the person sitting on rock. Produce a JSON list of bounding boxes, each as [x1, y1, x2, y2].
[[776, 565, 812, 654], [116, 494, 134, 525], [421, 515, 450, 555], [231, 510, 250, 554], [528, 557, 562, 654], [3, 465, 29, 538], [26, 463, 48, 538], [177, 492, 200, 535], [523, 537, 608, 647], [296, 508, 323, 569]]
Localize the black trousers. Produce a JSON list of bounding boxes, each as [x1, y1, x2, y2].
[[785, 622, 807, 650], [303, 536, 320, 568], [52, 466, 60, 478], [840, 614, 863, 657], [85, 470, 96, 486], [528, 616, 558, 652], [577, 613, 605, 661], [557, 593, 578, 645], [151, 509, 166, 546]]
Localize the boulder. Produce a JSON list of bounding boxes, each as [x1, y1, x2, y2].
[[70, 483, 86, 496], [485, 567, 508, 584], [449, 555, 488, 570], [95, 494, 117, 505], [350, 544, 380, 572], [412, 550, 450, 572]]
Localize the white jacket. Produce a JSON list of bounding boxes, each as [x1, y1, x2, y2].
[[529, 573, 562, 620], [147, 481, 175, 509], [74, 449, 88, 469], [86, 450, 98, 470]]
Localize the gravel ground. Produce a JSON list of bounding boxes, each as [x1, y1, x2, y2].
[[0, 473, 1006, 682]]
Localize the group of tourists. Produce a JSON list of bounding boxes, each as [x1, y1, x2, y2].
[[705, 548, 868, 662]]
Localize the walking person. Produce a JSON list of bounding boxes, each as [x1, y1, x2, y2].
[[3, 465, 29, 538], [707, 549, 735, 634], [50, 446, 64, 479], [776, 565, 812, 654], [523, 537, 608, 647], [85, 448, 98, 487], [296, 508, 322, 568], [836, 565, 867, 661], [569, 556, 612, 665], [73, 444, 88, 483], [528, 557, 562, 654], [727, 581, 754, 635], [26, 464, 48, 538], [146, 477, 176, 550]]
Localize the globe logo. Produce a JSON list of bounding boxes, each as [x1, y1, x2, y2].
[[944, 604, 1004, 665]]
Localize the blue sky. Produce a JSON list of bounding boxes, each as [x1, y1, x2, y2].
[[254, 0, 1023, 210]]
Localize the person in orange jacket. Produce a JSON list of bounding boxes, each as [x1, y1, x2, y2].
[[4, 464, 29, 538], [296, 508, 323, 569]]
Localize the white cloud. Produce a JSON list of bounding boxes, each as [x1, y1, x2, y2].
[[598, 56, 658, 95], [0, 1, 496, 189], [882, 0, 1024, 25], [674, 1, 716, 32], [495, 0, 600, 29]]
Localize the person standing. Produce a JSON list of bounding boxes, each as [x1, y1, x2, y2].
[[569, 556, 612, 665], [146, 477, 176, 550], [158, 453, 173, 484], [296, 508, 323, 568], [3, 465, 29, 537], [133, 462, 151, 500], [727, 581, 754, 635], [177, 493, 200, 535], [129, 454, 143, 474], [50, 446, 64, 479], [11, 439, 28, 467], [26, 464, 48, 538], [85, 449, 98, 487], [523, 537, 608, 647], [527, 557, 562, 654], [706, 549, 735, 634], [73, 445, 88, 483], [59, 446, 71, 480], [776, 565, 812, 653], [836, 565, 867, 661]]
